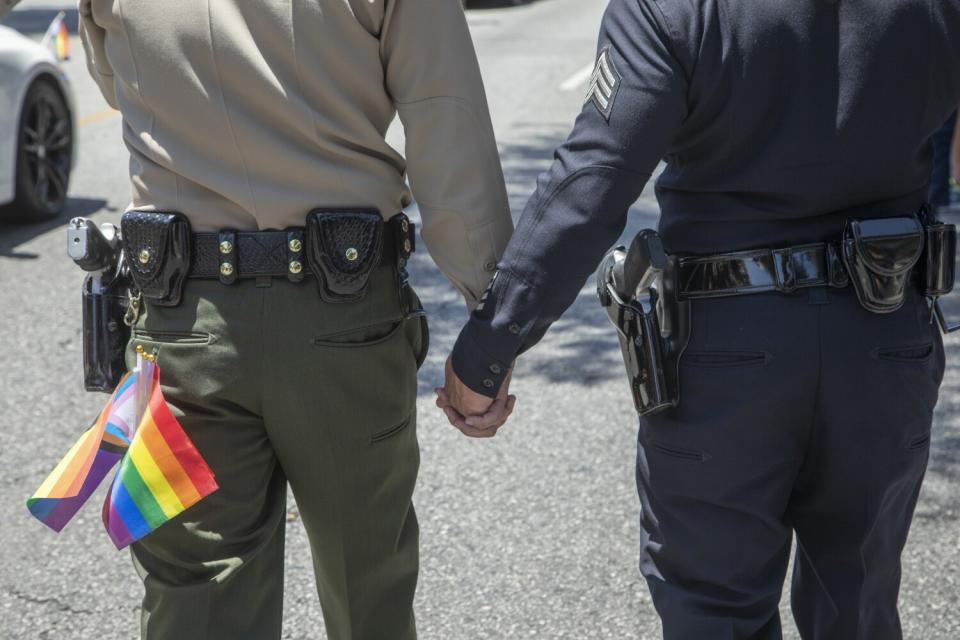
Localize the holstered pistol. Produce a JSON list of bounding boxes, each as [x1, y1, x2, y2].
[[68, 217, 131, 392], [597, 230, 689, 416]]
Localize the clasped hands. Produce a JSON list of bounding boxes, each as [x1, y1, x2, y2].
[[435, 357, 516, 438]]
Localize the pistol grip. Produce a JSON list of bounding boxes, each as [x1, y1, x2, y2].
[[622, 230, 668, 298]]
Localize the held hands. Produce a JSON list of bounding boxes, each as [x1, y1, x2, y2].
[[435, 357, 516, 438]]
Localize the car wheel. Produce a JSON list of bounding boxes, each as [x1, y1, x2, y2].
[[2, 79, 72, 223]]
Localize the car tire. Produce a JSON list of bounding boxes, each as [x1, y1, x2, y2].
[[1, 78, 72, 223]]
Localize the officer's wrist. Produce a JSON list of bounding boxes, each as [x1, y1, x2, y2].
[[451, 323, 515, 398]]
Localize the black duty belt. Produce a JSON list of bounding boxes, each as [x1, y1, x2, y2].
[[121, 210, 416, 308], [188, 215, 413, 280], [677, 243, 851, 300]]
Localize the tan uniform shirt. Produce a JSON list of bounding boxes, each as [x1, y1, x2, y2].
[[78, 0, 513, 307]]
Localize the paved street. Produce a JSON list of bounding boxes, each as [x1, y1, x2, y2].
[[1, 1, 958, 638]]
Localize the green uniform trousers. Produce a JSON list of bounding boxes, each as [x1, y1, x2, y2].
[[124, 264, 426, 640]]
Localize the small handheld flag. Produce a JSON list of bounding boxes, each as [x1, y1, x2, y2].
[[28, 348, 218, 549], [40, 10, 70, 62]]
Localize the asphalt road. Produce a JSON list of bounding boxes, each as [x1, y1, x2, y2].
[[1, 1, 958, 638]]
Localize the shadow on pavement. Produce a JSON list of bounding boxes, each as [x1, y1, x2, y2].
[[1, 8, 79, 35], [0, 197, 109, 259]]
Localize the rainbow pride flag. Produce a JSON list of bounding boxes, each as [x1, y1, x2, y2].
[[40, 10, 70, 62], [28, 358, 218, 549], [26, 375, 135, 532], [102, 363, 218, 548]]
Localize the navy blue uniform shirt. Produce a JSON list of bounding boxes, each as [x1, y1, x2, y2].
[[453, 0, 960, 396]]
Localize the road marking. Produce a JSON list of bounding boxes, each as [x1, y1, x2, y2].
[[79, 108, 119, 127], [560, 62, 595, 92]]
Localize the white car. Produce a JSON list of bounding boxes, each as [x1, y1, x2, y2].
[[0, 15, 77, 222]]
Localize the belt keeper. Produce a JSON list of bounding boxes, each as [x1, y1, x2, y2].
[[398, 215, 414, 259], [287, 229, 305, 283], [218, 230, 237, 285], [826, 243, 849, 288], [772, 248, 796, 293]]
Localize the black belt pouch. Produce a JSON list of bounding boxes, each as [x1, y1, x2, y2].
[[306, 209, 384, 303], [920, 221, 957, 297], [82, 274, 131, 392], [841, 216, 924, 313], [121, 212, 192, 306]]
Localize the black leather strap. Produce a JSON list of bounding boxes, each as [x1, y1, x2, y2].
[[677, 243, 850, 300], [188, 215, 413, 280]]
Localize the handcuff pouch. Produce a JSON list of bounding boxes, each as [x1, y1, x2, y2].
[[841, 216, 924, 314], [121, 211, 192, 306], [306, 209, 384, 303]]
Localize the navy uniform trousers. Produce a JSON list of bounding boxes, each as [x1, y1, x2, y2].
[[638, 286, 945, 640]]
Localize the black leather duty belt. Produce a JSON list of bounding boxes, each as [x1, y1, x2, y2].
[[676, 243, 851, 300], [188, 216, 413, 280]]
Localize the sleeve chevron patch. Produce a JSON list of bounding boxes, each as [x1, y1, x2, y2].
[[585, 47, 622, 121]]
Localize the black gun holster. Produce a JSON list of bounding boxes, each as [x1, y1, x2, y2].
[[82, 272, 131, 392], [598, 248, 690, 417]]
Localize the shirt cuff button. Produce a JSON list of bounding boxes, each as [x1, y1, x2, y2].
[[489, 364, 502, 375], [484, 261, 497, 271], [482, 379, 495, 389], [508, 323, 521, 335]]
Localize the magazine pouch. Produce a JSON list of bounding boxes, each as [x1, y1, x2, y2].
[[919, 221, 957, 297]]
